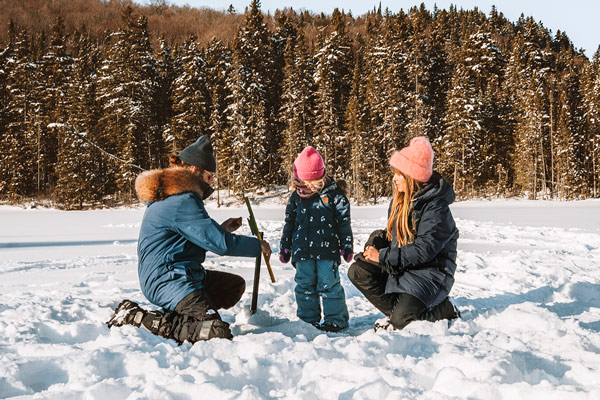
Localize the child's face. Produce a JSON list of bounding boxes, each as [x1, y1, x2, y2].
[[393, 171, 407, 194], [303, 178, 325, 192]]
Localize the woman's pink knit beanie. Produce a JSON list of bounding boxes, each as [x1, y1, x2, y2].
[[389, 136, 434, 182], [293, 146, 325, 180]]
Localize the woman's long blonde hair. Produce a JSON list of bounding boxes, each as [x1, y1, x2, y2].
[[386, 169, 423, 246]]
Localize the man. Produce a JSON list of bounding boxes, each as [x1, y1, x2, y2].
[[107, 136, 271, 343]]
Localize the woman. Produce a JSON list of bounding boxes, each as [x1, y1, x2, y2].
[[107, 136, 271, 343], [349, 136, 459, 330]]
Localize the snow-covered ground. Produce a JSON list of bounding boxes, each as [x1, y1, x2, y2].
[[1, 199, 599, 399]]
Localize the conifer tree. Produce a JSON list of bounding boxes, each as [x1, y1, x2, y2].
[[508, 19, 553, 198], [438, 41, 481, 195], [204, 38, 234, 194], [583, 47, 600, 197], [168, 37, 209, 153], [344, 47, 370, 203], [2, 28, 37, 198], [312, 8, 354, 180], [95, 7, 161, 198], [269, 12, 298, 183], [155, 37, 176, 159], [227, 0, 274, 191], [553, 50, 586, 198], [0, 28, 11, 195], [363, 11, 396, 200], [438, 28, 509, 195], [405, 5, 433, 139], [279, 27, 314, 182], [55, 30, 102, 207], [41, 16, 73, 197]]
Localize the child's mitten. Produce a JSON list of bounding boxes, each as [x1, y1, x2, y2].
[[340, 248, 353, 263], [279, 248, 291, 263]]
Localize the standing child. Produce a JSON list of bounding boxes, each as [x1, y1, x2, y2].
[[279, 146, 353, 332]]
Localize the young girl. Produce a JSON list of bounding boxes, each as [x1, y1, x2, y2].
[[349, 136, 459, 330], [279, 146, 353, 332]]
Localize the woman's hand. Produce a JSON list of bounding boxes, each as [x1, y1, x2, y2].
[[221, 217, 243, 232], [260, 240, 272, 260], [363, 245, 380, 263]]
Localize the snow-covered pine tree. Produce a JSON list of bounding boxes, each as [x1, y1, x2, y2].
[[204, 38, 234, 196], [168, 37, 209, 154], [0, 24, 12, 196], [582, 47, 600, 197], [279, 27, 314, 183], [553, 47, 586, 198], [381, 11, 410, 151], [438, 35, 483, 196], [312, 8, 354, 181], [227, 0, 274, 192], [55, 30, 103, 208], [1, 27, 38, 198], [362, 11, 393, 201], [96, 7, 161, 199], [155, 37, 176, 160], [268, 12, 297, 184], [405, 4, 433, 140], [508, 19, 553, 199], [344, 46, 369, 203], [472, 28, 509, 193], [41, 16, 74, 197], [425, 9, 461, 146]]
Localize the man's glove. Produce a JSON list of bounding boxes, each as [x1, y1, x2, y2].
[[279, 248, 291, 263], [340, 248, 353, 263]]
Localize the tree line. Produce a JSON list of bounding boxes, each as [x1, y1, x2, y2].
[[1, 0, 599, 209]]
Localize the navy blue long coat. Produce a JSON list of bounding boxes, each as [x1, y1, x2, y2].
[[280, 178, 353, 263], [135, 168, 261, 310], [378, 172, 459, 308]]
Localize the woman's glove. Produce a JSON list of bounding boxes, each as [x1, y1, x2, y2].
[[279, 248, 291, 263], [340, 248, 353, 263], [365, 229, 389, 250]]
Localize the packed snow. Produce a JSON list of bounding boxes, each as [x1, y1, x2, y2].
[[1, 199, 600, 399]]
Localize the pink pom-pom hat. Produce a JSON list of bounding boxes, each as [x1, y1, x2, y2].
[[389, 136, 434, 182], [293, 146, 326, 180]]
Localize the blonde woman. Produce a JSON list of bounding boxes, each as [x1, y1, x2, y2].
[[349, 137, 460, 330]]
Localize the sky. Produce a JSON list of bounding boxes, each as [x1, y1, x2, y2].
[[162, 0, 600, 59]]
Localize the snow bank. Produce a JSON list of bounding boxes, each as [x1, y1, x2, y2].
[[0, 201, 599, 399]]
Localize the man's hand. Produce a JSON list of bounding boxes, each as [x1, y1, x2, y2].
[[363, 245, 380, 263], [260, 240, 272, 261], [221, 217, 243, 232]]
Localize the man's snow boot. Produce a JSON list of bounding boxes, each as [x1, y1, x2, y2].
[[187, 319, 233, 342], [140, 310, 233, 343], [106, 300, 146, 328]]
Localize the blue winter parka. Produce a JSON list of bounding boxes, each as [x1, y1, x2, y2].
[[280, 178, 353, 263], [135, 168, 261, 311], [378, 172, 459, 308]]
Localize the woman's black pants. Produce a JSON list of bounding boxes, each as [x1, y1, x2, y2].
[[348, 260, 455, 330]]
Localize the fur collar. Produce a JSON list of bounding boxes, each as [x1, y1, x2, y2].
[[135, 167, 212, 203]]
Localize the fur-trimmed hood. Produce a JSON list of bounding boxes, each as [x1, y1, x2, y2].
[[135, 167, 213, 203]]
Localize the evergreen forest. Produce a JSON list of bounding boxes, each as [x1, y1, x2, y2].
[[1, 0, 600, 208]]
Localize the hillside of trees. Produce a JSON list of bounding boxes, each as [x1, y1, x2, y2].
[[1, 0, 599, 209]]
